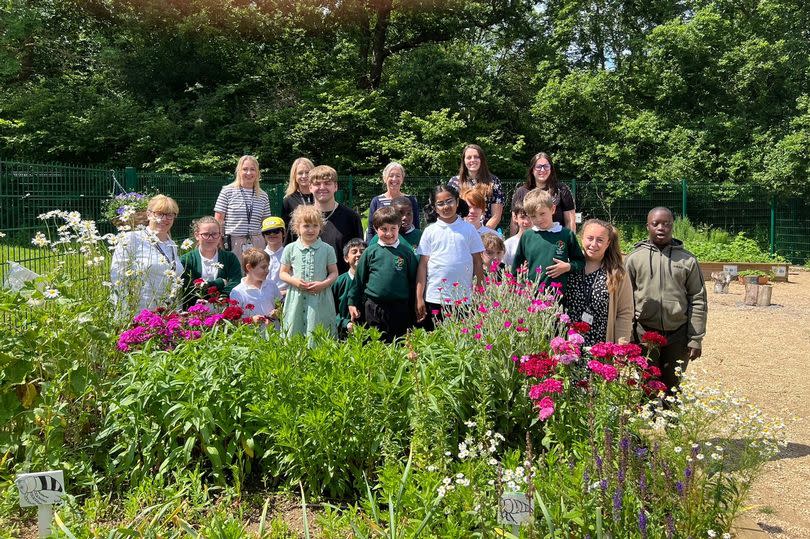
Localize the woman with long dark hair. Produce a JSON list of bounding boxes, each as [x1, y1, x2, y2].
[[512, 152, 576, 234], [448, 144, 504, 230]]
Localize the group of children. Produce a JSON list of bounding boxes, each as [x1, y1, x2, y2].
[[226, 181, 592, 344]]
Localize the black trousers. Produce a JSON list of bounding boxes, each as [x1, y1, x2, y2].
[[365, 297, 412, 343], [634, 322, 690, 394]]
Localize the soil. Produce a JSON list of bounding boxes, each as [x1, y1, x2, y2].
[[694, 268, 810, 538]]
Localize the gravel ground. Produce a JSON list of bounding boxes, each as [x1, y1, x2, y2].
[[691, 268, 810, 538]]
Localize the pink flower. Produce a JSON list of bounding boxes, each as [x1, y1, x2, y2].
[[478, 305, 488, 313], [461, 328, 469, 334], [536, 396, 555, 420], [188, 303, 211, 314], [559, 313, 570, 324], [566, 330, 585, 346], [589, 342, 616, 359], [492, 301, 501, 307], [203, 314, 224, 327], [431, 309, 440, 315], [474, 332, 482, 340], [188, 318, 202, 327], [529, 379, 564, 399], [587, 360, 618, 381], [504, 321, 512, 328], [485, 344, 493, 350]]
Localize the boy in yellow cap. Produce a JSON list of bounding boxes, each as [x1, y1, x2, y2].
[[262, 216, 288, 297]]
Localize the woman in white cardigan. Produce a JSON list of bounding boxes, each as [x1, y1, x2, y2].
[[110, 194, 184, 315]]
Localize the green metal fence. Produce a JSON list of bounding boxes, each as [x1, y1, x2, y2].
[[1, 160, 808, 290]]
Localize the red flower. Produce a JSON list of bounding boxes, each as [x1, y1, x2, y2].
[[193, 278, 206, 287], [641, 331, 668, 348], [517, 352, 558, 379], [245, 303, 255, 311], [644, 380, 668, 394], [572, 321, 591, 334], [206, 286, 220, 298], [222, 305, 244, 321]]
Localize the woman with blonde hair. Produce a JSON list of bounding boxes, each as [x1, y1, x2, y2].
[[365, 161, 420, 239], [449, 144, 504, 230], [281, 157, 315, 229], [565, 219, 633, 346], [110, 194, 185, 315], [214, 155, 272, 262]]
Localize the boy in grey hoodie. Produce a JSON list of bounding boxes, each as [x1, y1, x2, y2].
[[626, 207, 707, 393]]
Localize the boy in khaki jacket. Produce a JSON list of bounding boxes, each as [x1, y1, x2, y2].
[[625, 207, 707, 393]]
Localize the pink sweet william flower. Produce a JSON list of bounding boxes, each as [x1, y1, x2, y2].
[[536, 396, 555, 420], [188, 318, 202, 327], [628, 356, 649, 369], [559, 313, 570, 323], [614, 343, 643, 358], [529, 379, 564, 399], [188, 303, 211, 314], [203, 313, 224, 327], [589, 342, 616, 359], [566, 331, 585, 346], [587, 360, 618, 381]]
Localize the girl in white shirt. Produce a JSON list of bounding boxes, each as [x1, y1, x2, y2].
[[416, 185, 485, 330]]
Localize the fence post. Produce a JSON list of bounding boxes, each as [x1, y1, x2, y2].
[[124, 167, 137, 192], [770, 196, 776, 255], [681, 178, 687, 219], [571, 178, 577, 202]]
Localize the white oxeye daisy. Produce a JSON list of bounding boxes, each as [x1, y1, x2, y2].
[[43, 288, 60, 299]]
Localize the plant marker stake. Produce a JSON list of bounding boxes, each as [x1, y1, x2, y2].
[[15, 470, 65, 538]]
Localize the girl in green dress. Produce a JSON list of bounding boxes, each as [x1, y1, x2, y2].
[[279, 205, 339, 340]]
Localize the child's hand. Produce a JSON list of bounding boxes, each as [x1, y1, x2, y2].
[[251, 314, 269, 325], [348, 305, 361, 321], [308, 280, 329, 293], [546, 258, 571, 278], [267, 309, 278, 321], [347, 322, 354, 332], [415, 299, 426, 322], [296, 278, 312, 291]]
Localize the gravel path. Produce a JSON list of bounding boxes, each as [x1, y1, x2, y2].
[[691, 268, 810, 538]]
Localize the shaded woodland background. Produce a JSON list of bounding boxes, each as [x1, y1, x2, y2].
[[1, 0, 808, 197]]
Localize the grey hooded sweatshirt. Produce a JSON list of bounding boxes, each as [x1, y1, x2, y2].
[[625, 238, 708, 350]]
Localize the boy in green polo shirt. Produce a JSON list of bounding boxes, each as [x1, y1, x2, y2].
[[349, 206, 419, 342], [332, 238, 366, 337], [512, 189, 584, 293]]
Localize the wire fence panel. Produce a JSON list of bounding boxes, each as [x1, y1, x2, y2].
[[2, 160, 808, 301]]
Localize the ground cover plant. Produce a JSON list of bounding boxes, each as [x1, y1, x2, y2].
[[0, 212, 785, 537]]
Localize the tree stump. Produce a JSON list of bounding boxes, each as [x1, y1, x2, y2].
[[744, 283, 772, 306]]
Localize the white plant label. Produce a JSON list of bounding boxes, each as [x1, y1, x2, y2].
[[15, 470, 65, 507], [772, 266, 787, 277], [498, 492, 533, 525], [722, 265, 738, 276]]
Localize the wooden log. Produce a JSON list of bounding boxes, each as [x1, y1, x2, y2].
[[756, 285, 772, 306], [744, 283, 759, 305]]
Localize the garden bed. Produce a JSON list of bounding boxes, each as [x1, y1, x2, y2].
[[699, 261, 790, 282]]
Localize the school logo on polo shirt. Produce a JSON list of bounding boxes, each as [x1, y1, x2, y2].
[[555, 240, 566, 257], [395, 256, 405, 271]]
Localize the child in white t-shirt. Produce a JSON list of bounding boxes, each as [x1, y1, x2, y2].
[[503, 198, 532, 267], [416, 185, 485, 330], [230, 248, 281, 326]]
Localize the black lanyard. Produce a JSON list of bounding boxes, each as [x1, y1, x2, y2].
[[239, 188, 255, 225], [153, 242, 177, 268]]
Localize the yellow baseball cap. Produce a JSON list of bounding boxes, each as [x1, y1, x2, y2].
[[261, 216, 286, 232]]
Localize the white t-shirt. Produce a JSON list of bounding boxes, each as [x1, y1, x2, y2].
[[503, 234, 521, 267], [264, 244, 287, 294], [417, 216, 485, 304], [230, 278, 281, 318], [200, 251, 219, 281]]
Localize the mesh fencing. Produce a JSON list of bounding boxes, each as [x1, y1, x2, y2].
[[2, 160, 807, 292]]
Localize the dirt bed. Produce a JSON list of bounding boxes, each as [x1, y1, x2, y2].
[[692, 268, 810, 538]]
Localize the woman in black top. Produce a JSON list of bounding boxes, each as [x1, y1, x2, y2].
[[281, 157, 315, 229], [511, 152, 576, 234]]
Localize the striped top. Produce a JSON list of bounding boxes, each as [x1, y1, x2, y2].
[[214, 186, 271, 236]]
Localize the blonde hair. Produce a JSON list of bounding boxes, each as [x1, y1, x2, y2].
[[523, 188, 555, 216], [229, 155, 265, 195], [581, 219, 626, 294], [382, 162, 405, 185], [481, 232, 505, 253], [147, 194, 179, 215], [290, 205, 324, 235], [285, 157, 315, 197], [309, 165, 338, 184]]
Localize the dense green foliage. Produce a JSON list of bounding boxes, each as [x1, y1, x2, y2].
[[1, 0, 808, 197]]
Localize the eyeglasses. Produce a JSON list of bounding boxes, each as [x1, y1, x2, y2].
[[199, 232, 221, 240], [435, 199, 457, 208], [534, 164, 552, 172], [151, 212, 177, 219], [263, 229, 284, 235]]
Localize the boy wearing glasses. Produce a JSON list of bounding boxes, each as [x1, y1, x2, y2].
[[626, 207, 707, 394], [262, 216, 288, 297]]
